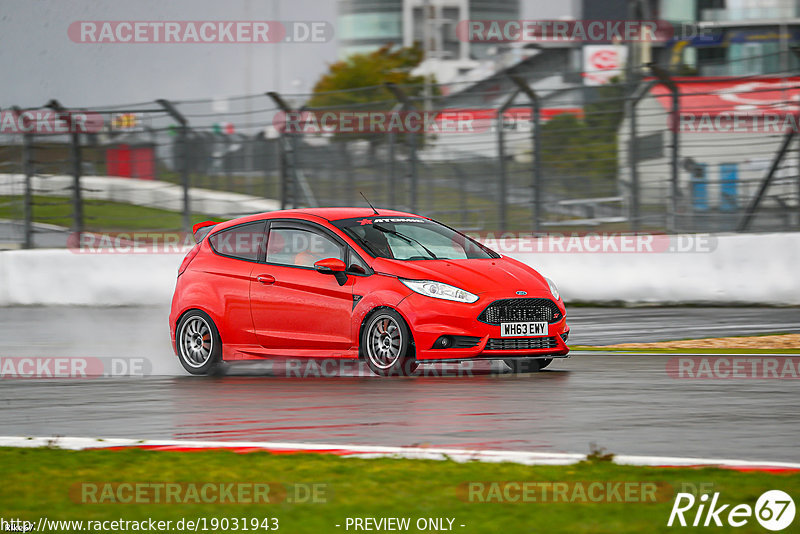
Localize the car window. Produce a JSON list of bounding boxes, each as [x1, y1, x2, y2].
[[383, 224, 469, 260], [347, 252, 369, 274], [266, 227, 344, 268], [333, 216, 497, 261], [208, 221, 266, 261]]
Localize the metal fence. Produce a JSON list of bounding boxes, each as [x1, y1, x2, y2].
[[2, 67, 800, 249]]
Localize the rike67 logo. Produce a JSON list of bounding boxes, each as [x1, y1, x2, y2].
[[668, 490, 795, 530]]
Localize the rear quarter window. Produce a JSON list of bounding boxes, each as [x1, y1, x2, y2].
[[209, 221, 266, 261]]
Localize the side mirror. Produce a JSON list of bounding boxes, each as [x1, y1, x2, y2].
[[314, 258, 348, 285]]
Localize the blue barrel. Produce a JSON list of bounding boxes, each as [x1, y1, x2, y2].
[[691, 163, 708, 211], [719, 163, 738, 212]]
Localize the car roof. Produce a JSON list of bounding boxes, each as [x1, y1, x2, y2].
[[287, 207, 422, 221], [212, 208, 425, 230]]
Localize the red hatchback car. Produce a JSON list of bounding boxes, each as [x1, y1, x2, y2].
[[170, 208, 569, 376]]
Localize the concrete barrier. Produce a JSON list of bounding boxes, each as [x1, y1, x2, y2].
[[0, 249, 183, 306], [506, 232, 800, 306], [0, 232, 798, 306]]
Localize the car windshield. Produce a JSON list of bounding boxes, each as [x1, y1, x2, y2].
[[333, 216, 499, 261]]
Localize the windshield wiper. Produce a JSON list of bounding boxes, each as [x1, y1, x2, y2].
[[372, 224, 438, 260], [347, 231, 381, 257]]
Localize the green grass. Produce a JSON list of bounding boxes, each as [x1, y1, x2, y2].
[[0, 195, 215, 232], [1, 448, 798, 533]]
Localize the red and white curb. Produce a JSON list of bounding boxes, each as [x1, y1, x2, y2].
[[1, 436, 799, 472]]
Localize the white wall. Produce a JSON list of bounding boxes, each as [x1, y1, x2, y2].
[[0, 249, 183, 306], [509, 232, 800, 305], [1, 232, 798, 306]]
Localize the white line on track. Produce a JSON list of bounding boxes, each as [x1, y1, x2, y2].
[[1, 436, 799, 471]]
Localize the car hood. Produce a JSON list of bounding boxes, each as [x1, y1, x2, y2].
[[372, 256, 551, 296]]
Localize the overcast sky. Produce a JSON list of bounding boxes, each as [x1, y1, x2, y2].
[[0, 0, 575, 109]]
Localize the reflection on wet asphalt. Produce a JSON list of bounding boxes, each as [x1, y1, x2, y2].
[[1, 356, 798, 462], [0, 306, 798, 462]]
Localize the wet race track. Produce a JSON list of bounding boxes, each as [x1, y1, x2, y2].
[[0, 306, 799, 462]]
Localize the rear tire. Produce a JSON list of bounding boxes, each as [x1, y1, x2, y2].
[[505, 358, 551, 373], [176, 310, 222, 375], [362, 309, 418, 377]]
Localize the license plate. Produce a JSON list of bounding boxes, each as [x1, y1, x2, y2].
[[500, 321, 548, 338]]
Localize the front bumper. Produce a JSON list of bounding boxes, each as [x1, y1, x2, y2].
[[396, 292, 570, 362]]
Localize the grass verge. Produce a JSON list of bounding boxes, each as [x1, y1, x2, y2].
[[572, 334, 800, 354], [0, 195, 214, 232], [572, 347, 800, 354], [0, 447, 798, 533]]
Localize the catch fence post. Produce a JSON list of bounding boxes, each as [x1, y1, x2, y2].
[[46, 100, 84, 240], [156, 99, 191, 232], [649, 65, 680, 233], [385, 83, 418, 213], [509, 76, 542, 233], [497, 90, 520, 231], [266, 92, 299, 209], [12, 106, 34, 249]]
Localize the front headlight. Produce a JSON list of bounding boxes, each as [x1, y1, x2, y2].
[[400, 279, 479, 303], [546, 277, 560, 301]]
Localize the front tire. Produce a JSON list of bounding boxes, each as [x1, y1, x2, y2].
[[505, 358, 551, 373], [362, 309, 418, 377], [176, 310, 222, 375]]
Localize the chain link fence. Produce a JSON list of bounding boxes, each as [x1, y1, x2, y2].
[[2, 68, 800, 249]]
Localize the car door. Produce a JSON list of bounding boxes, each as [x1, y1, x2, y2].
[[202, 220, 266, 346], [250, 221, 355, 353]]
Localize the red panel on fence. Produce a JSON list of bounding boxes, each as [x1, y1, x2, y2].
[[106, 144, 155, 180]]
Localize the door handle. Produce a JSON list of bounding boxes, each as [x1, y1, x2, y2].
[[256, 274, 275, 285]]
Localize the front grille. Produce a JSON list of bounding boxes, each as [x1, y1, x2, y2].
[[452, 336, 481, 348], [478, 298, 561, 325], [485, 337, 558, 350]]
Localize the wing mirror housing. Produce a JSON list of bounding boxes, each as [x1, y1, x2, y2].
[[314, 258, 348, 285]]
